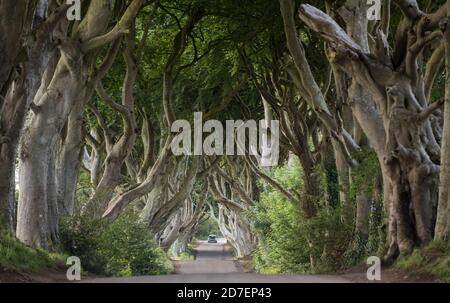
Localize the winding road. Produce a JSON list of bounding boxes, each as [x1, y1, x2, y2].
[[83, 239, 351, 283]]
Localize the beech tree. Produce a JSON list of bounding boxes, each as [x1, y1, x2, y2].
[[436, 1, 450, 240], [16, 0, 144, 248], [294, 0, 447, 261], [0, 0, 64, 232]]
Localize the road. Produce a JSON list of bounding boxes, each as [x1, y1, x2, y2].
[[83, 239, 351, 283]]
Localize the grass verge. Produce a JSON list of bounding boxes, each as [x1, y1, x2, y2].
[[395, 240, 450, 282], [0, 232, 66, 273]]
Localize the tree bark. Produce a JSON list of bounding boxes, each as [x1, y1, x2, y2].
[[17, 45, 84, 248], [298, 2, 445, 261], [0, 78, 25, 232], [84, 36, 138, 216], [341, 0, 372, 241], [17, 0, 144, 248], [0, 0, 29, 94], [435, 2, 450, 240], [56, 99, 85, 217], [0, 0, 50, 233]]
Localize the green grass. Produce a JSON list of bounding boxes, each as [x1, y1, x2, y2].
[[0, 232, 66, 273], [172, 252, 195, 261], [170, 243, 196, 261], [395, 241, 450, 282]]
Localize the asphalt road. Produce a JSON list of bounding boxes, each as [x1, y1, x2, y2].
[[83, 239, 351, 283]]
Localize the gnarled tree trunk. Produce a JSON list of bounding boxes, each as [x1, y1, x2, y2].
[[17, 0, 144, 248], [298, 1, 446, 261], [435, 2, 450, 240]]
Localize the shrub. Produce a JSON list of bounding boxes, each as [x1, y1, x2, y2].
[[343, 147, 385, 266], [98, 212, 173, 276], [59, 211, 107, 274], [249, 160, 353, 274], [60, 207, 172, 276]]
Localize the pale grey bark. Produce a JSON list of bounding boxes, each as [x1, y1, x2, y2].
[[84, 34, 139, 216], [0, 79, 25, 231], [0, 0, 54, 232], [341, 0, 373, 239], [298, 2, 445, 260], [207, 160, 257, 257], [85, 128, 104, 187], [435, 1, 450, 240], [17, 44, 84, 248], [56, 100, 85, 217], [279, 0, 358, 169], [0, 0, 29, 94], [149, 156, 200, 230], [17, 0, 144, 247], [102, 8, 204, 220], [214, 205, 255, 258]]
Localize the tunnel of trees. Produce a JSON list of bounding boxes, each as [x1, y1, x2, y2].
[[1, 0, 450, 276]]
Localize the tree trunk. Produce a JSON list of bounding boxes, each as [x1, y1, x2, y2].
[[0, 76, 25, 232], [298, 2, 445, 261], [355, 192, 371, 241], [17, 0, 143, 247], [0, 0, 46, 232], [435, 4, 450, 240], [56, 99, 85, 217], [340, 1, 372, 241], [0, 0, 28, 94], [159, 214, 182, 252], [17, 52, 83, 248]]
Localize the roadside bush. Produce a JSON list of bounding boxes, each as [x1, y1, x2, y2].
[[59, 212, 107, 274], [98, 212, 173, 276], [60, 182, 173, 277], [249, 160, 352, 274]]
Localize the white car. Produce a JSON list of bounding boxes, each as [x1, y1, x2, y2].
[[207, 234, 218, 243]]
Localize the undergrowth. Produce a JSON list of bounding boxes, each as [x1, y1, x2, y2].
[[395, 241, 450, 282], [0, 231, 66, 273]]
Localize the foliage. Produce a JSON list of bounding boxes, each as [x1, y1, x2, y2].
[[60, 210, 104, 274], [0, 231, 66, 273], [60, 188, 173, 276], [193, 217, 221, 240], [249, 160, 353, 274], [342, 147, 385, 266], [350, 147, 381, 199], [59, 175, 109, 274], [98, 212, 173, 276], [170, 242, 196, 261], [173, 251, 195, 261], [395, 241, 450, 282]]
